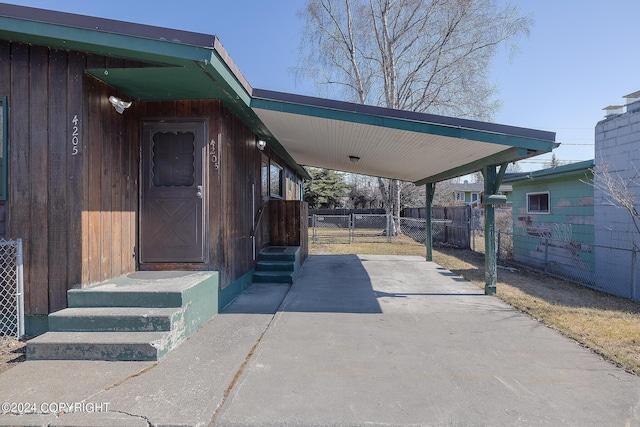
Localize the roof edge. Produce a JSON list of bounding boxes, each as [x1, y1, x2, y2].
[[503, 159, 595, 183], [0, 2, 216, 48], [252, 88, 557, 143]]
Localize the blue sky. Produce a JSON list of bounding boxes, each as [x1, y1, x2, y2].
[[6, 0, 640, 171]]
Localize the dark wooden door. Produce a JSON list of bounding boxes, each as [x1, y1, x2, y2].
[[140, 121, 206, 263]]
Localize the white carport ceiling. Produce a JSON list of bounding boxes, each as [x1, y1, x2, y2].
[[251, 90, 558, 184]]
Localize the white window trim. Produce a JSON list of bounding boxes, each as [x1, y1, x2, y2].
[[526, 191, 550, 214]]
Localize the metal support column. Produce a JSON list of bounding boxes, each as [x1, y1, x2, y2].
[[425, 182, 435, 261]]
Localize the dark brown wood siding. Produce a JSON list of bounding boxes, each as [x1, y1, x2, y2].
[[0, 39, 307, 315], [217, 107, 263, 289], [0, 42, 139, 315]]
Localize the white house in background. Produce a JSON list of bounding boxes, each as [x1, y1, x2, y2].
[[450, 181, 512, 207]]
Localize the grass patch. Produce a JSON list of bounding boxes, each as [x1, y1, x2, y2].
[[309, 236, 640, 375]]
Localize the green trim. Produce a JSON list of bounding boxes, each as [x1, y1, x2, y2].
[[218, 268, 256, 312], [0, 18, 213, 65], [251, 98, 558, 154], [504, 159, 595, 184], [25, 315, 49, 337], [0, 96, 6, 200], [425, 183, 435, 262]]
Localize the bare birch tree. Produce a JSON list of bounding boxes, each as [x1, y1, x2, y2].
[[296, 0, 531, 232], [591, 163, 640, 249]]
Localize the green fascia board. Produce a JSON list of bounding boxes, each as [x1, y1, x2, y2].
[[0, 17, 213, 65], [251, 97, 559, 154], [504, 159, 595, 184], [415, 147, 532, 185], [86, 66, 225, 101]]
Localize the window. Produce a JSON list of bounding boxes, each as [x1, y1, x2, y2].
[[527, 192, 549, 213], [269, 161, 283, 198], [151, 131, 195, 187], [0, 97, 7, 200]]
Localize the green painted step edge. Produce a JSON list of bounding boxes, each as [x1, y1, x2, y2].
[[48, 308, 182, 332], [67, 290, 184, 308], [256, 261, 295, 272]]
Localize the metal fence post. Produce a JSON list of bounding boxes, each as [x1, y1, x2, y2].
[[312, 214, 316, 243], [16, 238, 24, 339], [544, 238, 549, 273], [349, 213, 353, 244], [387, 215, 392, 243], [632, 248, 637, 301]]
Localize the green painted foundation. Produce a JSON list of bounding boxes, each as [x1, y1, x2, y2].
[[25, 315, 48, 337], [219, 268, 255, 312]]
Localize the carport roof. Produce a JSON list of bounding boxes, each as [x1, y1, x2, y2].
[[0, 3, 558, 184], [251, 90, 557, 184]]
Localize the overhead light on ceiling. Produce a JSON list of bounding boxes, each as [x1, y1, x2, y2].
[[109, 95, 132, 114], [349, 155, 360, 163], [257, 140, 266, 151]]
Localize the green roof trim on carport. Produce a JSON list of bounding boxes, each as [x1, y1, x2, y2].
[[251, 89, 558, 184]]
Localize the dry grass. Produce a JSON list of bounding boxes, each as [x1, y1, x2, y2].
[[309, 235, 640, 375]]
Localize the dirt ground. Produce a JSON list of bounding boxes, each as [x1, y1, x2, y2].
[[0, 338, 26, 374]]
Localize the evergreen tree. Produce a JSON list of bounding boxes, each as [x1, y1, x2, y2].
[[304, 168, 349, 209]]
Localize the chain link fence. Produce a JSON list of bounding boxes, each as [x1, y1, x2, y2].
[[352, 214, 391, 243], [311, 214, 351, 244], [310, 214, 469, 247], [0, 239, 24, 343], [497, 231, 640, 300]]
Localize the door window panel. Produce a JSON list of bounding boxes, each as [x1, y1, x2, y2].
[[152, 131, 195, 187]]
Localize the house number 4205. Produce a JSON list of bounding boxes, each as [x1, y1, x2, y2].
[[71, 115, 80, 156]]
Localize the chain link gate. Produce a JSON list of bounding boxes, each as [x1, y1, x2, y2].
[[352, 214, 391, 243], [0, 239, 24, 341], [311, 214, 352, 243]]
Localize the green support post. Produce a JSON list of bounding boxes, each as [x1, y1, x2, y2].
[[482, 163, 507, 295], [483, 166, 497, 295], [425, 182, 435, 261]]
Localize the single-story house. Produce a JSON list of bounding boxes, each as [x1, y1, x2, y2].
[[0, 3, 556, 359], [503, 160, 595, 285], [451, 181, 513, 206]]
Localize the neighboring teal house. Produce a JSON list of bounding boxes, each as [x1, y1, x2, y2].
[[451, 181, 512, 206], [503, 160, 595, 284]]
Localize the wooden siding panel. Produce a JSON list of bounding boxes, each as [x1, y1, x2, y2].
[[9, 43, 32, 312], [67, 51, 86, 289], [28, 45, 50, 315], [48, 49, 69, 312], [0, 42, 9, 240], [85, 58, 104, 285]]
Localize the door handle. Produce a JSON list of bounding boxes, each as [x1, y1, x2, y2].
[[196, 185, 203, 198]]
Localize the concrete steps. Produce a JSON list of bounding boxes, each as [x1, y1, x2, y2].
[[27, 271, 218, 361], [253, 247, 301, 284]]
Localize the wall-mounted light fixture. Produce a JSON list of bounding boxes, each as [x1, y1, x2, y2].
[[257, 140, 266, 151], [109, 96, 132, 114], [349, 155, 360, 163]]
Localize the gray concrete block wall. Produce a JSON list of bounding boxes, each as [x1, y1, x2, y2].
[[594, 103, 640, 298]]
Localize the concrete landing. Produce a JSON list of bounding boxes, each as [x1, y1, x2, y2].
[[27, 271, 218, 361]]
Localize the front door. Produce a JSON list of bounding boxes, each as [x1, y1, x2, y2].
[[140, 120, 206, 264]]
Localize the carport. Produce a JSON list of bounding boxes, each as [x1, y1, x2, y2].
[[250, 89, 558, 294]]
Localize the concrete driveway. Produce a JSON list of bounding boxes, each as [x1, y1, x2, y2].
[[213, 254, 640, 426], [1, 254, 639, 426]]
